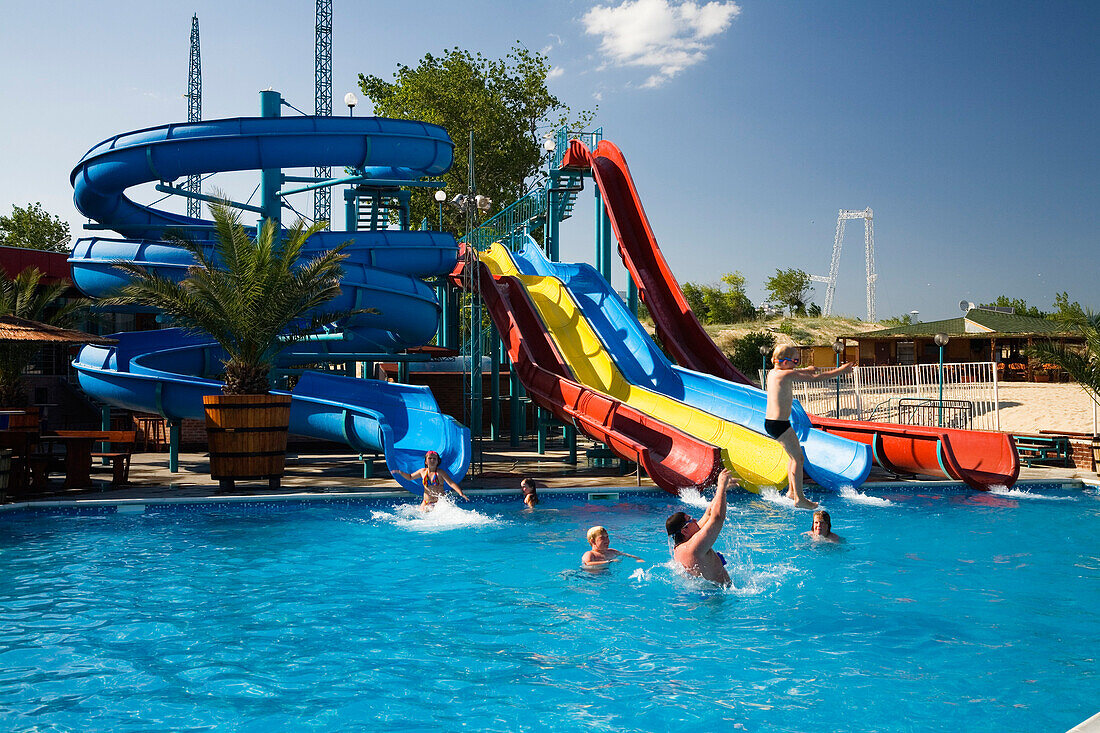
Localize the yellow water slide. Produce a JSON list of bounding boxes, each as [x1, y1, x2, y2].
[[482, 243, 788, 491]]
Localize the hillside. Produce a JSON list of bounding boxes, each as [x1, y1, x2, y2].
[[638, 315, 885, 350]]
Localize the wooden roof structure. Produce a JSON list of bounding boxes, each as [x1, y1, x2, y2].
[[0, 316, 117, 345]]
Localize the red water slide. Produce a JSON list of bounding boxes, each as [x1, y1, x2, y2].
[[454, 254, 722, 494], [560, 139, 1019, 490]]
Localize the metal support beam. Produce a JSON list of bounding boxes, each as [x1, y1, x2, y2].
[[259, 90, 282, 227]]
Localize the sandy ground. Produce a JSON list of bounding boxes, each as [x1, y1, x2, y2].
[[996, 383, 1099, 434]]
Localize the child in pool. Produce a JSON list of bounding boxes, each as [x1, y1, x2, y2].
[[765, 344, 852, 509], [804, 509, 845, 543], [581, 526, 643, 567], [391, 450, 469, 510], [520, 477, 539, 508]]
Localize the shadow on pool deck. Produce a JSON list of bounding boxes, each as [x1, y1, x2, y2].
[[5, 438, 1097, 505]]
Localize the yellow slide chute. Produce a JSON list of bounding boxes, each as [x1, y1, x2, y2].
[[482, 243, 788, 491]]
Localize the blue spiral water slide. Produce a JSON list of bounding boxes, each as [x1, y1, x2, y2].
[[67, 115, 470, 493], [511, 237, 871, 491]]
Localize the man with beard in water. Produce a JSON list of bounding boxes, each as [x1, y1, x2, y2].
[[665, 469, 735, 585]]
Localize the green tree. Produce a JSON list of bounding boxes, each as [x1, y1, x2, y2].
[[1028, 309, 1100, 410], [0, 202, 71, 252], [0, 267, 86, 405], [1051, 291, 1085, 321], [104, 203, 367, 395], [765, 268, 813, 316], [979, 296, 1046, 318], [359, 45, 594, 234], [681, 272, 755, 324], [878, 313, 915, 327], [729, 331, 776, 383]]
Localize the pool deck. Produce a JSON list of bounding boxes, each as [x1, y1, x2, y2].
[[3, 439, 1098, 508]]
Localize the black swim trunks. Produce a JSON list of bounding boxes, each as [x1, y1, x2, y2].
[[764, 419, 791, 439]]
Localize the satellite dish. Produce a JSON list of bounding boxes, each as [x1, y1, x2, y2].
[[959, 300, 975, 313]]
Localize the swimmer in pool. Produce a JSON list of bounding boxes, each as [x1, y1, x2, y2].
[[666, 468, 736, 585], [804, 509, 845, 543], [520, 477, 539, 508], [391, 450, 469, 510], [766, 344, 852, 509], [582, 526, 643, 567]]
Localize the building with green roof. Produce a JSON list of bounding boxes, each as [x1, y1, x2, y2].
[[840, 307, 1083, 382]]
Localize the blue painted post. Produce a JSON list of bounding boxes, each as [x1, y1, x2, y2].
[[938, 345, 945, 427], [547, 182, 560, 261], [600, 204, 613, 282], [344, 188, 357, 232], [565, 423, 577, 465], [168, 420, 181, 473], [627, 278, 638, 319], [100, 405, 111, 464], [509, 360, 521, 447], [259, 90, 282, 228], [398, 359, 409, 384], [537, 407, 547, 454]]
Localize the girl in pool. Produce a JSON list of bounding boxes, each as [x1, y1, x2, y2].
[[520, 477, 539, 508], [804, 509, 845, 543], [392, 450, 469, 510]]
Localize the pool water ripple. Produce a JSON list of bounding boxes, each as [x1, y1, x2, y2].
[[1, 487, 1097, 731]]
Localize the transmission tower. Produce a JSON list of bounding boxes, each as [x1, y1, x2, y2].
[[185, 14, 202, 219], [809, 207, 877, 322], [313, 0, 332, 228]]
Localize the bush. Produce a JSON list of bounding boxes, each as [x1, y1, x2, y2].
[[729, 331, 776, 380]]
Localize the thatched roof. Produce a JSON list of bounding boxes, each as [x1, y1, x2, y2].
[[0, 316, 117, 345]]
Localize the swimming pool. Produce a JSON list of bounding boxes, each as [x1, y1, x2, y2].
[[1, 483, 1097, 731]]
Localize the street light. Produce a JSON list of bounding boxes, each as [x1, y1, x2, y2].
[[833, 339, 845, 417], [759, 344, 771, 386], [434, 189, 446, 230], [934, 332, 950, 426], [344, 92, 358, 116]]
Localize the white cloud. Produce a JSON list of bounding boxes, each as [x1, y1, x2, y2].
[[582, 0, 741, 88], [547, 66, 565, 79]]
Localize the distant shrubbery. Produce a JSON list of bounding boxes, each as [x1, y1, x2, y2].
[[681, 272, 756, 324]]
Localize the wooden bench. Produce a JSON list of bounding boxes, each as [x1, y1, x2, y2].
[[53, 430, 137, 486], [1010, 433, 1073, 467]]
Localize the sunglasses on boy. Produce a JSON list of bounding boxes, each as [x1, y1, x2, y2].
[[777, 357, 799, 364]]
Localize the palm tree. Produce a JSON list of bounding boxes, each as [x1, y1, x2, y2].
[[1028, 309, 1100, 410], [104, 202, 369, 395], [0, 267, 86, 406]]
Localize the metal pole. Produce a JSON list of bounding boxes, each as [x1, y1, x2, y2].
[[835, 349, 841, 418], [938, 345, 945, 427], [259, 90, 282, 227]]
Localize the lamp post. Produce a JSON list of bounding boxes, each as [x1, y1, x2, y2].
[[434, 189, 446, 230], [833, 339, 845, 418], [759, 344, 770, 386], [344, 92, 357, 116], [934, 332, 949, 426]]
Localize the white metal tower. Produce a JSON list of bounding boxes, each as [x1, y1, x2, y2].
[[809, 208, 877, 322]]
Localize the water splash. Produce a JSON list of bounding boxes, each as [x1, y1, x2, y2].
[[990, 486, 1076, 501], [759, 487, 795, 507], [678, 487, 710, 508], [370, 497, 505, 531], [839, 486, 895, 506]]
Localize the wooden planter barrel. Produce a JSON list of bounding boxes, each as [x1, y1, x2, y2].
[[203, 394, 292, 491]]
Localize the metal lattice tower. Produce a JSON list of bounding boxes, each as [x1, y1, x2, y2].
[[185, 14, 202, 219], [809, 208, 876, 321], [313, 0, 332, 228]]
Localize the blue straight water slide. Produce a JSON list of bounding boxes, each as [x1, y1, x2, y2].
[[511, 239, 870, 491], [67, 115, 469, 493]]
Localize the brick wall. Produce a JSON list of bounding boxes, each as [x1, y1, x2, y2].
[[1069, 439, 1096, 471]]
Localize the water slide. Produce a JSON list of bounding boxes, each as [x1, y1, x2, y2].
[[561, 139, 1019, 490], [482, 243, 789, 492], [510, 237, 870, 491], [465, 249, 722, 493], [67, 116, 470, 494]]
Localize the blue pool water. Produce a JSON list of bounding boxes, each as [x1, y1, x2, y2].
[[1, 484, 1097, 732]]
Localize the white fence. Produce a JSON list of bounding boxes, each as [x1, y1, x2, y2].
[[759, 362, 1000, 431]]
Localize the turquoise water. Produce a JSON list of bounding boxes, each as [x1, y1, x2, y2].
[[1, 484, 1097, 732]]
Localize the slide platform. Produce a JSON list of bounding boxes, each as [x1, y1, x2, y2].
[[482, 243, 789, 492], [68, 116, 470, 493], [562, 138, 1017, 490]]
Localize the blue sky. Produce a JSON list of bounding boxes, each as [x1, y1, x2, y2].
[[1, 0, 1096, 321]]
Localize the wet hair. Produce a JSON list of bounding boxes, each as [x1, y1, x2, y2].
[[666, 512, 689, 546], [521, 478, 539, 504], [424, 450, 440, 467], [812, 509, 831, 532], [586, 526, 607, 544]]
